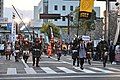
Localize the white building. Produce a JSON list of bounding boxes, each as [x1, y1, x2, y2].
[[32, 0, 100, 42], [33, 0, 100, 27]]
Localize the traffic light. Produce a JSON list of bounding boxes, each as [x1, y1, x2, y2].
[[96, 0, 116, 1]]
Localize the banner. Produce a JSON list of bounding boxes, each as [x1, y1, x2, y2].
[[80, 0, 94, 13]]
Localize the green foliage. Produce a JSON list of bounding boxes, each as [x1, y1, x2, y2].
[[72, 7, 96, 35], [40, 21, 60, 39]]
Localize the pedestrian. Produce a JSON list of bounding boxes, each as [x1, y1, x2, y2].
[[32, 38, 42, 67], [98, 39, 109, 67], [72, 37, 79, 67], [56, 41, 62, 61], [5, 41, 12, 60], [22, 39, 30, 63], [109, 41, 115, 64], [78, 38, 86, 70], [14, 40, 21, 62], [47, 44, 52, 58], [86, 41, 93, 65]]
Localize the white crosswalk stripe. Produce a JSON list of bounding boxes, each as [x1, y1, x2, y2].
[[106, 67, 120, 72], [5, 67, 120, 75], [41, 67, 57, 74], [89, 67, 115, 73], [7, 68, 17, 75], [73, 67, 96, 73], [24, 68, 37, 74], [57, 67, 77, 73]]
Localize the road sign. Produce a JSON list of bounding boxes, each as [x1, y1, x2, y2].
[[39, 14, 61, 19]]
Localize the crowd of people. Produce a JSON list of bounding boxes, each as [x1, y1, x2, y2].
[[2, 34, 120, 69]]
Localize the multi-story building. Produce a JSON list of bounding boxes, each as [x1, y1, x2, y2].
[[0, 0, 10, 43], [32, 0, 100, 41], [0, 0, 3, 18]]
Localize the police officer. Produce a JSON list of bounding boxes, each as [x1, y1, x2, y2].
[[32, 38, 42, 67]]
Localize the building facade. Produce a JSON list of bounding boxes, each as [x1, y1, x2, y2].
[[32, 0, 100, 42], [0, 0, 3, 18]]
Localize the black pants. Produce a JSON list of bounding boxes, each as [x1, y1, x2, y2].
[[32, 56, 40, 67], [73, 57, 79, 66], [23, 55, 29, 63], [6, 54, 11, 60], [80, 58, 84, 68]]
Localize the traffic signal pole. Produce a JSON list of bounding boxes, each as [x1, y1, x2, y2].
[[105, 0, 109, 42]]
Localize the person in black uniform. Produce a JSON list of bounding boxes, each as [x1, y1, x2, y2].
[[32, 38, 42, 67], [72, 38, 79, 67], [14, 41, 21, 62]]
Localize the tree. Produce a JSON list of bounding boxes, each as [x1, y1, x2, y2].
[[40, 21, 60, 40], [72, 7, 96, 35]]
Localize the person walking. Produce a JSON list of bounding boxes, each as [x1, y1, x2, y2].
[[5, 41, 12, 60], [56, 41, 62, 61], [78, 38, 86, 70], [98, 39, 109, 67], [22, 39, 30, 63], [47, 44, 52, 58], [86, 41, 93, 65], [14, 40, 21, 62], [109, 41, 115, 64], [32, 38, 42, 67], [72, 38, 79, 67]]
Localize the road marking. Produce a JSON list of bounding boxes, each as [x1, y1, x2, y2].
[[7, 68, 17, 75], [73, 67, 96, 73], [107, 67, 120, 72], [27, 61, 68, 64], [89, 67, 115, 73], [57, 67, 77, 73], [50, 57, 71, 65], [24, 68, 37, 74], [41, 67, 57, 74], [21, 58, 29, 68], [1, 74, 120, 79]]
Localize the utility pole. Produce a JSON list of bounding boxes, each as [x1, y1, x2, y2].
[[105, 0, 109, 42]]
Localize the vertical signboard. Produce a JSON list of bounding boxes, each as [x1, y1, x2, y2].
[[80, 0, 94, 19], [11, 20, 16, 44]]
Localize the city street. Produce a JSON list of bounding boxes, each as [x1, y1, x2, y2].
[[0, 54, 120, 80]]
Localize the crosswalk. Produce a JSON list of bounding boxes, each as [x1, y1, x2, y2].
[[4, 66, 120, 75]]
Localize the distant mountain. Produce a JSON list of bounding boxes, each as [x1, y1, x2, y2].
[[4, 7, 33, 21]]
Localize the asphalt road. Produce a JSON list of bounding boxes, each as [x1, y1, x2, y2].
[[0, 54, 120, 80]]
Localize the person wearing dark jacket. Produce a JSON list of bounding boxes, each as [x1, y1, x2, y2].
[[72, 38, 79, 67], [32, 38, 42, 67], [86, 41, 93, 65]]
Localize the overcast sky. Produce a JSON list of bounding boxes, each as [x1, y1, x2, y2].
[[4, 0, 40, 10]]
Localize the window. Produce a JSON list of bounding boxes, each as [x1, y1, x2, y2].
[[62, 6, 65, 10], [54, 5, 58, 10], [54, 18, 57, 21], [70, 6, 73, 11], [62, 17, 65, 21]]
